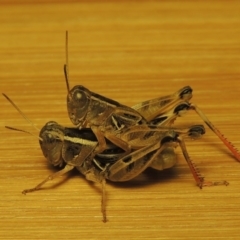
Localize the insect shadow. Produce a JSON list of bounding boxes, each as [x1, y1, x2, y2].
[[107, 167, 179, 189]]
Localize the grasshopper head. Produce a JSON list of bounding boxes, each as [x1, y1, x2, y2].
[[39, 121, 65, 167], [67, 85, 91, 127]]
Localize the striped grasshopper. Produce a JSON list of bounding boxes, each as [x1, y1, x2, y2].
[[65, 82, 240, 162], [25, 121, 209, 222], [64, 34, 239, 165], [63, 31, 240, 167], [63, 33, 193, 156]]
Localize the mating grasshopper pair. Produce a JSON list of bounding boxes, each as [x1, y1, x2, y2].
[[3, 32, 240, 222], [4, 84, 239, 222]]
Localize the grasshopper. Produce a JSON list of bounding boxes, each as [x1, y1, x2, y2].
[[63, 33, 194, 155], [30, 121, 212, 222], [64, 32, 148, 154], [64, 33, 239, 163], [65, 79, 240, 162], [3, 93, 232, 222]]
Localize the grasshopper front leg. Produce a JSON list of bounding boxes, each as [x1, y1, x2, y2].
[[22, 164, 74, 194], [91, 126, 131, 154]]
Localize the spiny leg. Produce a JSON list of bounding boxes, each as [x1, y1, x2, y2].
[[177, 136, 229, 188], [22, 164, 74, 194], [105, 140, 174, 182], [190, 104, 240, 162]]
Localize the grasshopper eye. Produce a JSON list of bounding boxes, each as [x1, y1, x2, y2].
[[67, 86, 91, 125], [46, 133, 56, 145], [73, 89, 88, 109], [40, 132, 57, 152], [39, 122, 64, 167], [68, 85, 90, 110], [39, 132, 64, 167]]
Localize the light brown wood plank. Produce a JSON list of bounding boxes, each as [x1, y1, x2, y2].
[[1, 1, 240, 239]]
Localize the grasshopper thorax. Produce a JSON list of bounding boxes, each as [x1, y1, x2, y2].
[[67, 85, 91, 127], [39, 121, 65, 167]]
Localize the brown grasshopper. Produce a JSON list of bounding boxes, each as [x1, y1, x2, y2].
[[63, 34, 196, 158], [64, 34, 239, 163], [31, 121, 212, 222], [63, 33, 239, 162], [65, 80, 240, 162], [64, 32, 148, 154]]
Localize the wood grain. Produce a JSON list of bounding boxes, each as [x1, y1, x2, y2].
[[1, 1, 240, 239]]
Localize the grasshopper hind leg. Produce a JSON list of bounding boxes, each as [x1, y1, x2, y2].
[[177, 136, 229, 188]]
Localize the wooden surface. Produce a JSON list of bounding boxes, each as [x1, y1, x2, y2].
[[1, 1, 240, 239]]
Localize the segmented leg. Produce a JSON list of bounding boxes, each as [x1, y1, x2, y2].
[[133, 87, 240, 163], [177, 136, 229, 188], [101, 178, 107, 223], [118, 124, 205, 150], [91, 126, 131, 154], [190, 104, 240, 162], [148, 101, 191, 126], [22, 164, 74, 194], [104, 134, 179, 182], [91, 126, 107, 154], [77, 163, 108, 222], [132, 86, 192, 121]]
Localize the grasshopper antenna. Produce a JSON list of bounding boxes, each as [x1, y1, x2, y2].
[[5, 126, 43, 141], [190, 104, 240, 162], [2, 93, 40, 132], [64, 30, 70, 94]]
